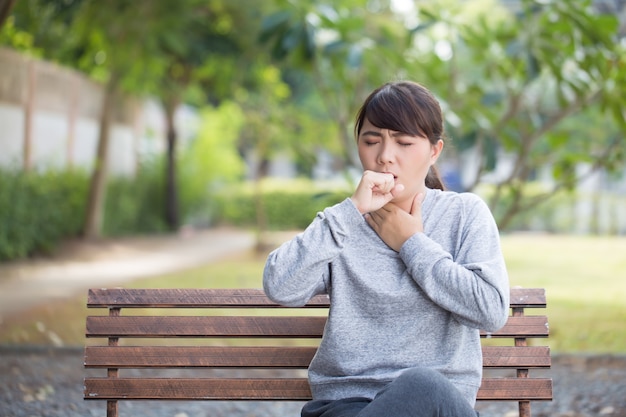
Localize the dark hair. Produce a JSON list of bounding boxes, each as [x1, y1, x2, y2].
[[354, 81, 446, 191]]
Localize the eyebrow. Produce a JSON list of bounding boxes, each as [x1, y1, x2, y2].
[[360, 130, 413, 138], [360, 130, 382, 137]]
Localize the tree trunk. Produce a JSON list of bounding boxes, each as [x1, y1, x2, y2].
[[22, 59, 35, 171], [0, 0, 17, 29], [164, 99, 179, 231], [253, 142, 270, 252], [83, 77, 117, 239]]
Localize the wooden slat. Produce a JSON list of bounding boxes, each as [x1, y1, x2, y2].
[[84, 346, 317, 368], [86, 315, 548, 339], [509, 288, 546, 308], [478, 378, 553, 401], [87, 288, 545, 309], [84, 378, 313, 400], [86, 316, 327, 338], [85, 345, 550, 369], [482, 346, 551, 368], [481, 316, 549, 338], [87, 288, 330, 308], [84, 377, 552, 401]]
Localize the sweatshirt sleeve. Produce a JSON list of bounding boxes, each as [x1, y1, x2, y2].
[[263, 198, 363, 306], [399, 194, 510, 332]]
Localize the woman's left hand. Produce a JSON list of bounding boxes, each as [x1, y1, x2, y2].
[[365, 193, 425, 251]]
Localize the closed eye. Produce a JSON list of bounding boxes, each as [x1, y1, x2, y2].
[[391, 131, 419, 145], [360, 131, 382, 146]]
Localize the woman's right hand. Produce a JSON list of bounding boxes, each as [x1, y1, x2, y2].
[[350, 170, 404, 214]]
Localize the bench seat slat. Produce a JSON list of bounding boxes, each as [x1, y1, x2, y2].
[[478, 378, 553, 401], [84, 377, 552, 401], [86, 316, 327, 338], [84, 378, 313, 401], [480, 316, 548, 338], [84, 346, 318, 368], [87, 288, 544, 309], [508, 288, 546, 308], [87, 288, 330, 308], [482, 346, 551, 368], [84, 346, 551, 369], [86, 315, 548, 338]]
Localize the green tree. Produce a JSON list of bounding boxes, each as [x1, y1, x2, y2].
[[262, 0, 626, 230], [260, 0, 410, 168], [412, 0, 626, 228], [178, 101, 245, 226], [150, 0, 244, 230], [68, 1, 179, 238], [2, 0, 268, 235]]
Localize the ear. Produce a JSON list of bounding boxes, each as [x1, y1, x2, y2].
[[430, 140, 444, 164]]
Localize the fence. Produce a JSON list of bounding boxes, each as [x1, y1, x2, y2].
[[0, 47, 194, 176]]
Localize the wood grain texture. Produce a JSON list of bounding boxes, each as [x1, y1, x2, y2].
[[83, 287, 553, 417]]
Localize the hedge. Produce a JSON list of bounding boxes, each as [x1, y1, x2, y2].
[[0, 168, 88, 260], [211, 183, 350, 230]]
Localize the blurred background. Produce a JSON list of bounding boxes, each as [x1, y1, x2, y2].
[[1, 0, 626, 352], [1, 0, 625, 253], [1, 1, 626, 415]]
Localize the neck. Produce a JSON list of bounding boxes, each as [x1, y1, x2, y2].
[[395, 187, 428, 213]]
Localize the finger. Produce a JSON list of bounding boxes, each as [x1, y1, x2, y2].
[[364, 213, 379, 230], [391, 183, 405, 196], [372, 180, 393, 194], [372, 172, 395, 193], [410, 193, 425, 217]]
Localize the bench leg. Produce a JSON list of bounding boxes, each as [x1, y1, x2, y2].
[[107, 400, 118, 417], [519, 400, 530, 417]]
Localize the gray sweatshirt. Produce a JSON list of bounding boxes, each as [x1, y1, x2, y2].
[[263, 188, 510, 407]]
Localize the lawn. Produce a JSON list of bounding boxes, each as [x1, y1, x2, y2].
[[499, 233, 626, 353], [1, 233, 625, 353]]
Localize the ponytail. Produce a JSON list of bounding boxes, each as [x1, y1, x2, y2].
[[426, 165, 445, 191]]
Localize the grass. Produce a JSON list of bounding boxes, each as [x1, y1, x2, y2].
[[1, 234, 625, 353], [499, 233, 626, 353]]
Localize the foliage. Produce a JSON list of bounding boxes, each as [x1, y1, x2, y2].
[[0, 150, 245, 259], [476, 182, 626, 235], [260, 0, 626, 230], [410, 0, 626, 228], [0, 0, 82, 57], [0, 168, 88, 261], [212, 179, 350, 229], [1, 0, 257, 234], [178, 102, 246, 226], [102, 158, 168, 236], [0, 14, 38, 52], [260, 0, 411, 167], [2, 0, 624, 235]]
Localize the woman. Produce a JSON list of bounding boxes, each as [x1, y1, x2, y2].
[[263, 81, 510, 417]]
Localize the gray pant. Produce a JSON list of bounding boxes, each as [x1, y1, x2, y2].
[[301, 368, 479, 417]]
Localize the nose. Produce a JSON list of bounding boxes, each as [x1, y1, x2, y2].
[[377, 140, 394, 165]]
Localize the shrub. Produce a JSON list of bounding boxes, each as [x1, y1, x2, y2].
[[211, 179, 351, 230], [103, 158, 167, 236], [0, 168, 88, 260]]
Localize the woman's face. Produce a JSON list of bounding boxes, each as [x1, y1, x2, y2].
[[357, 118, 443, 210]]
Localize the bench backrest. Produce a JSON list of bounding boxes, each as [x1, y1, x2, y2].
[[84, 287, 552, 417]]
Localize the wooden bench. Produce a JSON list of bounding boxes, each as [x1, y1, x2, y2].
[[84, 287, 552, 417]]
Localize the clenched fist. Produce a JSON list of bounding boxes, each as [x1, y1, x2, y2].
[[350, 170, 405, 214]]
